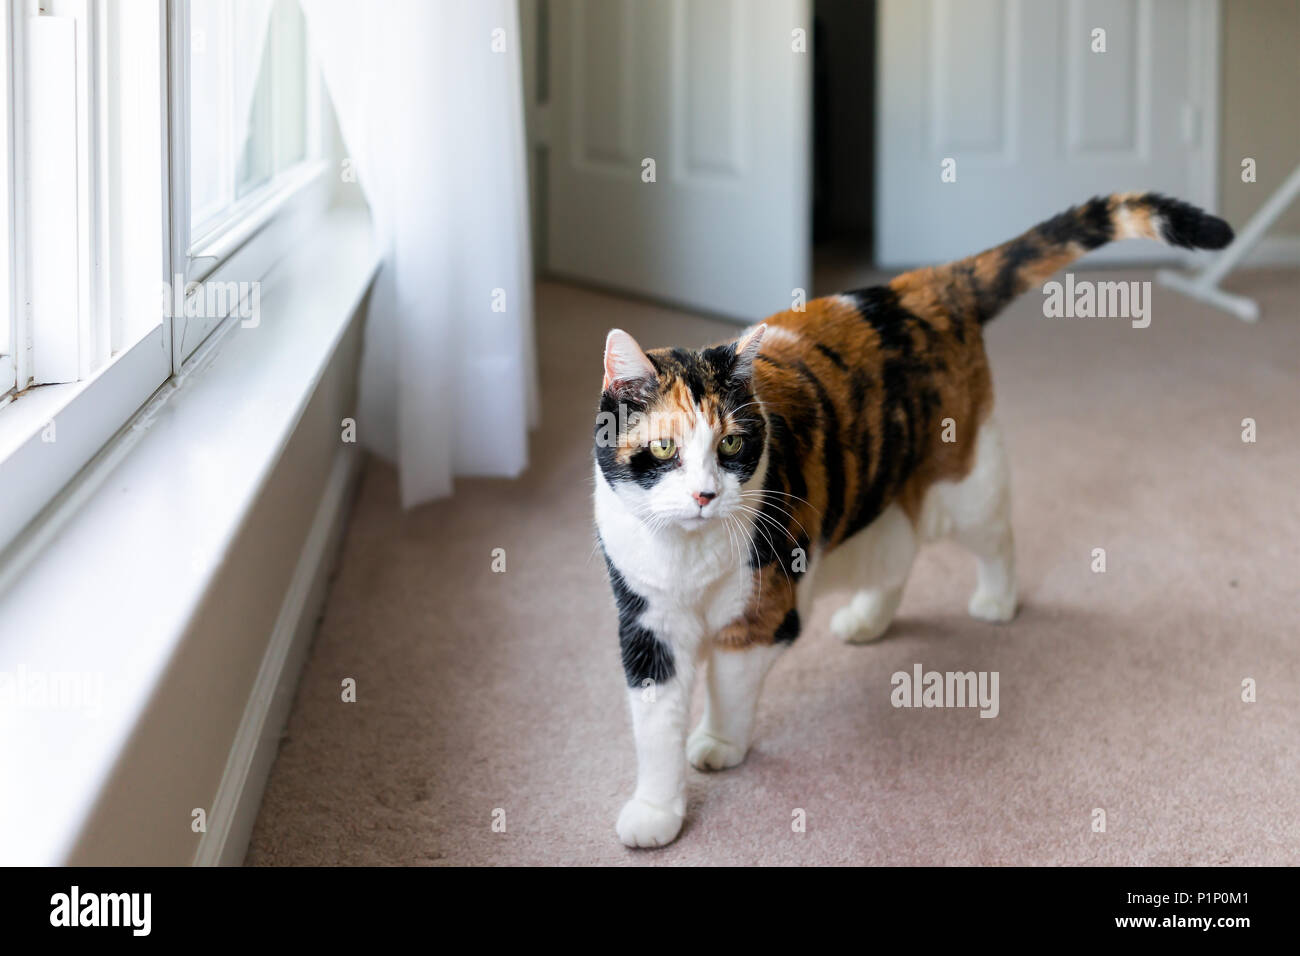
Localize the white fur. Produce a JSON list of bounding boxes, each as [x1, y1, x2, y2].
[[688, 641, 786, 770], [603, 329, 656, 390], [759, 325, 802, 348], [595, 419, 767, 846], [823, 503, 917, 643], [1113, 205, 1142, 241], [597, 412, 1016, 847], [820, 417, 1017, 641]]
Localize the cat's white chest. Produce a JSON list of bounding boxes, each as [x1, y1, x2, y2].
[[594, 470, 752, 642]]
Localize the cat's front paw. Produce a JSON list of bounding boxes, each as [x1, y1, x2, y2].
[[687, 727, 748, 771], [616, 798, 684, 848]]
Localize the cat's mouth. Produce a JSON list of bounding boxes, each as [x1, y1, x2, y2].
[[646, 499, 729, 531], [673, 504, 729, 530]]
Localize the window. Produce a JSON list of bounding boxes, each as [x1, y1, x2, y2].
[[4, 1, 165, 393], [0, 4, 13, 398], [189, 0, 320, 245], [0, 0, 335, 556], [171, 0, 329, 361]]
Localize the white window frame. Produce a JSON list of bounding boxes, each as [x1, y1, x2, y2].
[[0, 0, 336, 558], [0, 0, 171, 556], [0, 1, 15, 396]]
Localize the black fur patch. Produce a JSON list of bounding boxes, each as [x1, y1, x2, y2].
[[837, 290, 943, 542], [1075, 196, 1114, 249], [849, 286, 913, 353], [603, 549, 675, 689], [753, 412, 808, 569], [1144, 192, 1234, 249], [1037, 196, 1113, 250], [774, 608, 801, 644], [992, 234, 1040, 306], [949, 261, 999, 326], [814, 342, 848, 371], [790, 358, 846, 544], [718, 410, 766, 484], [593, 393, 679, 490]]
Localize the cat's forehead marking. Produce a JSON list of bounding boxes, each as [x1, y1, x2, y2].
[[613, 402, 707, 462], [665, 379, 694, 416], [656, 362, 722, 426]]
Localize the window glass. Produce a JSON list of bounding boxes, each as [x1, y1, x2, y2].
[[190, 0, 312, 238]]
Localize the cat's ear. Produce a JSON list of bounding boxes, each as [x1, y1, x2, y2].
[[732, 324, 767, 383], [603, 329, 657, 394]]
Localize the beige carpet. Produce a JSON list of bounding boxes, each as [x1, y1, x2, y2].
[[247, 267, 1300, 866]]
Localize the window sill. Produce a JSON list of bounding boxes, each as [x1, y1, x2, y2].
[[0, 323, 170, 557], [0, 205, 380, 865], [0, 381, 79, 461]]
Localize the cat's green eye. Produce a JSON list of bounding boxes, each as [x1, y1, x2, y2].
[[649, 438, 677, 460], [718, 434, 744, 457]]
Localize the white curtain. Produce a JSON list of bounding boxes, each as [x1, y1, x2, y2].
[[301, 0, 537, 506]]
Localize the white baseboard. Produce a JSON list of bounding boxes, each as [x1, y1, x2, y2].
[[193, 447, 362, 866]]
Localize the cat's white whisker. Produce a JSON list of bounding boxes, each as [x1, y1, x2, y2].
[[736, 492, 813, 540], [732, 501, 802, 548]]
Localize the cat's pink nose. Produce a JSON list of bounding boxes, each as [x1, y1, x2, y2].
[[692, 491, 717, 508]]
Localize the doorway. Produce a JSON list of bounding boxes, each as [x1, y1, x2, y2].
[[812, 0, 877, 294], [527, 1, 1220, 319]]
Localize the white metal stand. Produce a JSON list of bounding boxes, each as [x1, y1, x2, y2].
[[1157, 163, 1300, 322]]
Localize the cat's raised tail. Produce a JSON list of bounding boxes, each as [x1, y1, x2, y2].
[[890, 192, 1234, 325]]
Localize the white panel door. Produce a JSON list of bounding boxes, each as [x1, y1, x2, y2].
[[548, 0, 811, 322], [877, 0, 1216, 267]]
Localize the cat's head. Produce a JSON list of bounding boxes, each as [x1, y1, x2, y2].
[[594, 326, 767, 530]]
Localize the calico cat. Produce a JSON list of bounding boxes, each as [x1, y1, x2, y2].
[[593, 192, 1232, 848]]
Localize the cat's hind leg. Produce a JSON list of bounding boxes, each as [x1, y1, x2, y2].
[[827, 503, 918, 644], [935, 418, 1017, 623]]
